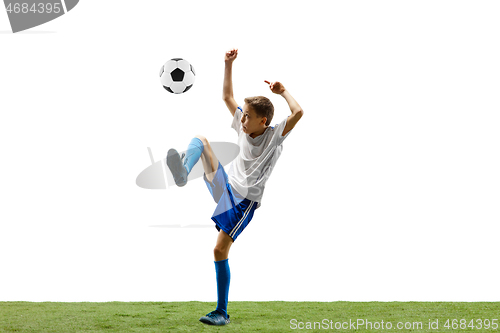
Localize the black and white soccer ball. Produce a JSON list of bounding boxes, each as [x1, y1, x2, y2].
[[159, 58, 196, 94]]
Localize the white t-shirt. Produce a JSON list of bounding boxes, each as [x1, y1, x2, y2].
[[227, 106, 292, 209]]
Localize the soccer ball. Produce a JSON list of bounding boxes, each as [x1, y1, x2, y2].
[[160, 58, 196, 94]]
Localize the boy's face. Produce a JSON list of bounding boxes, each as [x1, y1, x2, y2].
[[241, 104, 267, 136]]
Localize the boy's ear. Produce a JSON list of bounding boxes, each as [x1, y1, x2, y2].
[[260, 117, 267, 126]]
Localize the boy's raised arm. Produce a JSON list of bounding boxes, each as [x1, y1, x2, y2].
[[223, 49, 239, 117], [265, 81, 304, 137]]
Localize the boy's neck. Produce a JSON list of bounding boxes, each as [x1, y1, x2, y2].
[[249, 126, 268, 139]]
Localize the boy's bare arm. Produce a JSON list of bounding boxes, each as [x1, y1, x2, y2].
[[223, 49, 239, 116], [265, 81, 304, 136]]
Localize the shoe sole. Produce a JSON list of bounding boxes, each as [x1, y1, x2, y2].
[[166, 149, 187, 187], [199, 317, 215, 325], [199, 317, 230, 326]]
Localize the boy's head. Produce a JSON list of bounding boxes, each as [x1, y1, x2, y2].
[[241, 96, 274, 136]]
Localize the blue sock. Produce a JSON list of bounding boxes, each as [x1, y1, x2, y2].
[[183, 137, 204, 175], [215, 259, 230, 318]]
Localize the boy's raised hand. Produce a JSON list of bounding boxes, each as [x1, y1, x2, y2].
[[225, 48, 238, 63], [264, 80, 286, 94]]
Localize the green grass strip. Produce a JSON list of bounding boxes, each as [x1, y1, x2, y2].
[[1, 301, 499, 332]]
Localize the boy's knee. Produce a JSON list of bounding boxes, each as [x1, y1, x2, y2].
[[213, 246, 223, 257], [213, 245, 228, 259], [194, 135, 208, 146]]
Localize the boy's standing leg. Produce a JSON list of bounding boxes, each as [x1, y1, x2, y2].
[[199, 230, 233, 325], [211, 229, 233, 318]]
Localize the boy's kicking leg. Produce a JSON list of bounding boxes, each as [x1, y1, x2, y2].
[[166, 135, 218, 186], [194, 135, 219, 184]]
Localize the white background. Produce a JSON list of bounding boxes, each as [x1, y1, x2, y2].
[[1, 1, 499, 302]]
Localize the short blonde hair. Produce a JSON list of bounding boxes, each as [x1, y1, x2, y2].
[[244, 96, 274, 126]]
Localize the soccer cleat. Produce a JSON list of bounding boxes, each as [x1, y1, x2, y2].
[[199, 310, 230, 326], [166, 149, 188, 187]]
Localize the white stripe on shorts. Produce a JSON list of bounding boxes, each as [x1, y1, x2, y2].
[[229, 201, 255, 238]]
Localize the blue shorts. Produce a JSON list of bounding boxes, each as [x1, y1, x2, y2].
[[203, 162, 257, 241]]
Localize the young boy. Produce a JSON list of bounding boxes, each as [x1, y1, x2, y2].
[[166, 48, 304, 326]]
